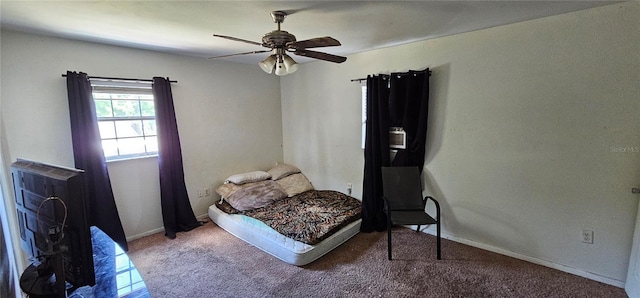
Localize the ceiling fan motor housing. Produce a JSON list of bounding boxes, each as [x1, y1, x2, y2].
[[262, 30, 296, 48]]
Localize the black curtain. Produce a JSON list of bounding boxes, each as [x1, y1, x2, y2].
[[66, 71, 128, 251], [152, 77, 201, 239], [360, 69, 431, 233], [389, 69, 431, 171], [361, 75, 391, 232]]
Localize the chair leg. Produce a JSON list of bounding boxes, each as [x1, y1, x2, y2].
[[436, 221, 441, 260], [387, 225, 392, 260]]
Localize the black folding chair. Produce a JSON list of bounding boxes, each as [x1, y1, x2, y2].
[[381, 166, 441, 260]]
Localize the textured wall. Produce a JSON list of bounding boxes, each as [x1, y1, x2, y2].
[[0, 30, 284, 241], [281, 2, 640, 285]]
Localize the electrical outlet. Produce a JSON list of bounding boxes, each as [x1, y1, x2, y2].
[[205, 188, 211, 197], [347, 183, 352, 195], [581, 229, 594, 244], [198, 189, 204, 198]]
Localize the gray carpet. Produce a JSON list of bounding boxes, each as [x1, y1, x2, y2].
[[128, 220, 626, 298]]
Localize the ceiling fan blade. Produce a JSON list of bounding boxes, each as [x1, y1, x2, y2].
[[213, 34, 263, 47], [293, 49, 347, 63], [208, 50, 271, 59], [287, 37, 341, 49]]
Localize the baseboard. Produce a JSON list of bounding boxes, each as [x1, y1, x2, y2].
[[126, 227, 165, 242], [197, 213, 210, 221], [126, 214, 211, 242], [416, 226, 625, 288]]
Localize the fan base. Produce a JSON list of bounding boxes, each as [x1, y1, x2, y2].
[[271, 11, 287, 23]]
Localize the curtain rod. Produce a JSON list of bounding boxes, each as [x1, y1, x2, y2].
[[350, 69, 432, 82], [61, 74, 177, 83]]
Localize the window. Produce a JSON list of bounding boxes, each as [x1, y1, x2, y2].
[[360, 80, 405, 150], [91, 80, 158, 161]]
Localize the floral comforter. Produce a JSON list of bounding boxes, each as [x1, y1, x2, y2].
[[216, 190, 361, 245]]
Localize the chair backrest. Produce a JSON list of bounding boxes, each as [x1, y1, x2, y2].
[[381, 166, 424, 210]]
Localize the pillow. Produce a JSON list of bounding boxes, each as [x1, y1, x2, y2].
[[225, 171, 271, 185], [225, 180, 287, 211], [215, 180, 261, 199], [268, 163, 301, 180], [275, 173, 314, 197]]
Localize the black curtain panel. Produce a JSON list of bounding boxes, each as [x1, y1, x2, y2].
[[389, 69, 430, 171], [66, 71, 129, 251], [361, 75, 391, 232], [152, 77, 201, 239]]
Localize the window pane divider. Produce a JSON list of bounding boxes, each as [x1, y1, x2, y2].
[[98, 116, 155, 121]]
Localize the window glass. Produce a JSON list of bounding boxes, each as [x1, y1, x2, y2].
[[145, 136, 158, 152], [98, 121, 116, 139], [95, 99, 113, 117], [117, 138, 146, 156], [91, 80, 158, 161], [101, 139, 119, 158], [142, 120, 157, 136], [112, 100, 141, 117], [115, 120, 144, 138], [140, 101, 155, 117]]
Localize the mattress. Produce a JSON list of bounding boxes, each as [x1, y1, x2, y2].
[[208, 204, 361, 266]]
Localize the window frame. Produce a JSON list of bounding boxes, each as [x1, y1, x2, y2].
[[91, 79, 159, 161]]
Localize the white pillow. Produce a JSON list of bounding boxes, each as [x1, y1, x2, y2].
[[225, 171, 271, 185], [268, 163, 301, 180]]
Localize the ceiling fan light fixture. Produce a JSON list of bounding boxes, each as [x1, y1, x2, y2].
[[274, 61, 288, 76], [259, 55, 277, 73], [282, 54, 298, 74]]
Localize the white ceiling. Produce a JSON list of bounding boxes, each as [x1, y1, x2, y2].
[[0, 1, 619, 65]]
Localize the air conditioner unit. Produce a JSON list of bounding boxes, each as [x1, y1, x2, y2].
[[389, 127, 406, 149]]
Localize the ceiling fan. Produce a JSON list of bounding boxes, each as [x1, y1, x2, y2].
[[209, 10, 347, 76]]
